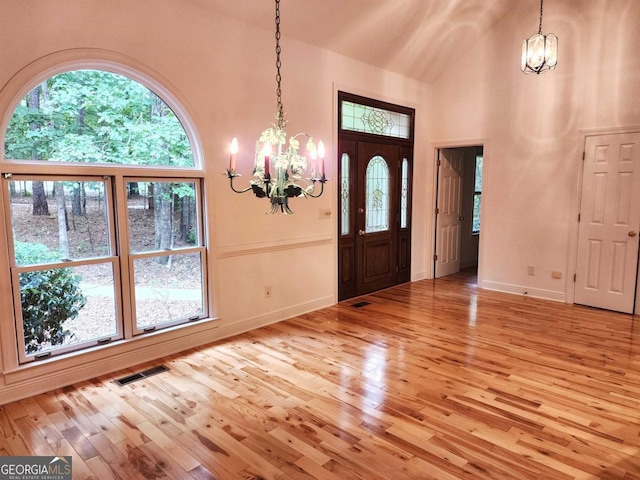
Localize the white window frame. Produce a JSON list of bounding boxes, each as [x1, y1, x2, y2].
[[123, 176, 207, 336], [472, 154, 483, 235], [4, 174, 124, 363], [0, 56, 211, 370]]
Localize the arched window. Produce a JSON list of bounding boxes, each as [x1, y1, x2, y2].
[[2, 69, 207, 363], [5, 70, 195, 167]]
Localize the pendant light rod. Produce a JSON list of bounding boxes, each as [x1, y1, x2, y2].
[[537, 0, 544, 34]]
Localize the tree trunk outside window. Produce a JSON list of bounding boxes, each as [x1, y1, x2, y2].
[[55, 181, 70, 260], [28, 86, 50, 217], [154, 182, 172, 265]]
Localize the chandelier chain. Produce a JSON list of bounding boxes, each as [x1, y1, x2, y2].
[[225, 0, 327, 214], [275, 0, 285, 129], [538, 0, 544, 34]]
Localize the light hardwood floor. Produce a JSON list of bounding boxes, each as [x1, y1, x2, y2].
[[1, 272, 639, 479]]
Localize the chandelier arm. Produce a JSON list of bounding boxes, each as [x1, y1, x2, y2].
[[226, 170, 258, 194], [304, 179, 326, 198]]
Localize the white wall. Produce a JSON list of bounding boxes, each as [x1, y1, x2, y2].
[[431, 0, 640, 300], [0, 0, 431, 403]]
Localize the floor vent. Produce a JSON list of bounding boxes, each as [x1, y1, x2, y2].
[[351, 301, 371, 308], [114, 365, 169, 386]]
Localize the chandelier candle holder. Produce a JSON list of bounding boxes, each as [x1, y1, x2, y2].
[[225, 0, 327, 214], [521, 0, 558, 74]]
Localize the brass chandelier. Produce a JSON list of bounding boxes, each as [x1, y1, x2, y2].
[[226, 0, 326, 214]]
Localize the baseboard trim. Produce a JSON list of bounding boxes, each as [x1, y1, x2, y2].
[[213, 296, 334, 341], [412, 271, 428, 281], [481, 280, 566, 303]]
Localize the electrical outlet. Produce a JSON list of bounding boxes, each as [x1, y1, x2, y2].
[[319, 208, 332, 219], [527, 265, 535, 276], [264, 286, 271, 298]]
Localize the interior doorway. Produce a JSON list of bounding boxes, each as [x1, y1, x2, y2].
[[434, 145, 483, 278]]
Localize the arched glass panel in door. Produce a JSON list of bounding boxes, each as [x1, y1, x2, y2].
[[365, 155, 390, 233]]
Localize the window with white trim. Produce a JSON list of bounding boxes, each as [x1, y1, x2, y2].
[[473, 153, 483, 234], [2, 69, 206, 363]]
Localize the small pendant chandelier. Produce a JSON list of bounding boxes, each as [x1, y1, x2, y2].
[[226, 0, 327, 214], [521, 0, 558, 74]]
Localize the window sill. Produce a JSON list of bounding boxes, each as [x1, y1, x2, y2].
[[2, 316, 220, 390]]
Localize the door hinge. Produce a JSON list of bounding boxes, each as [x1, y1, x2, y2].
[[573, 273, 576, 282], [433, 254, 438, 261], [435, 207, 439, 215], [437, 159, 441, 167], [582, 151, 585, 161], [578, 213, 581, 222]]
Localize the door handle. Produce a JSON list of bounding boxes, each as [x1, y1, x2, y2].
[[459, 216, 464, 221], [629, 231, 637, 237], [358, 229, 366, 236]]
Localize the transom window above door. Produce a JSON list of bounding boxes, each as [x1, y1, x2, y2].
[[339, 93, 414, 141]]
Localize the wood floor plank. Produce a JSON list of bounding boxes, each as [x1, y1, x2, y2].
[[5, 433, 33, 456], [175, 430, 244, 479], [13, 416, 56, 457], [85, 455, 118, 480], [54, 438, 97, 480], [87, 433, 147, 480], [290, 456, 344, 480], [136, 420, 201, 471], [87, 412, 127, 445], [2, 272, 640, 479]]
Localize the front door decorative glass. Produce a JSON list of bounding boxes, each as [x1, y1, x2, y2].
[[365, 155, 390, 233]]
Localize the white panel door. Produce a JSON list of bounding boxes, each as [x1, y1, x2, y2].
[[575, 132, 640, 313], [435, 149, 464, 278]]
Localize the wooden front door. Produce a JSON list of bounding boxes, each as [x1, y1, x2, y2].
[[338, 139, 412, 300]]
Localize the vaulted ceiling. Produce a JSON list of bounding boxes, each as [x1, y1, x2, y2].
[[192, 0, 536, 84]]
